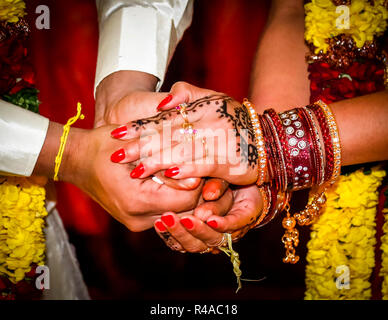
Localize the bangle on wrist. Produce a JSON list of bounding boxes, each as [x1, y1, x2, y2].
[[247, 99, 341, 264], [281, 101, 342, 263], [243, 99, 267, 185]]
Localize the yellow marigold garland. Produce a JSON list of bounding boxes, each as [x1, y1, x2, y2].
[[0, 177, 48, 283], [305, 0, 388, 53], [0, 0, 25, 23], [305, 166, 386, 299], [381, 206, 388, 299]]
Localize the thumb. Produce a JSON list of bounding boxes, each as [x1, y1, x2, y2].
[[153, 172, 202, 190]]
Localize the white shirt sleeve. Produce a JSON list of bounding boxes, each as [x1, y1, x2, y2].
[[94, 0, 194, 94], [0, 99, 49, 176]]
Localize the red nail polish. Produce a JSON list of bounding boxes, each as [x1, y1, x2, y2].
[[161, 214, 175, 227], [180, 218, 194, 230], [130, 163, 145, 178], [155, 221, 166, 232], [207, 220, 218, 228], [111, 125, 127, 139], [111, 148, 125, 163], [164, 167, 180, 178], [157, 94, 173, 110]]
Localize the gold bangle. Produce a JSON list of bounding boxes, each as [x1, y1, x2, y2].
[[254, 184, 271, 228], [53, 102, 85, 181], [315, 100, 342, 184], [242, 99, 267, 185]]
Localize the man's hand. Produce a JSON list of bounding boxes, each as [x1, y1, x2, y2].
[[94, 70, 158, 127], [96, 76, 202, 190], [59, 124, 203, 232]]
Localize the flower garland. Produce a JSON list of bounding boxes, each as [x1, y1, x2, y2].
[[0, 177, 47, 283], [305, 167, 386, 299], [0, 0, 25, 23], [305, 0, 387, 53], [381, 189, 388, 299], [0, 0, 48, 299], [304, 0, 388, 299]]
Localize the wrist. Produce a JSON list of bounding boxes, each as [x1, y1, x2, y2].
[[32, 121, 62, 178], [59, 126, 89, 185], [95, 70, 158, 127]]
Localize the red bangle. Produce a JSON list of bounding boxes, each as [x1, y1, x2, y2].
[[259, 115, 282, 189], [262, 113, 288, 192], [301, 107, 325, 185], [308, 103, 334, 182], [278, 108, 316, 190], [264, 109, 293, 190]]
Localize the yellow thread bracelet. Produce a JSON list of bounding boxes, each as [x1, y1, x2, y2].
[[53, 102, 85, 181]]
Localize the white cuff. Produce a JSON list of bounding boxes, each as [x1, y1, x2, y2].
[[94, 1, 193, 95], [0, 100, 49, 176], [95, 7, 170, 93]]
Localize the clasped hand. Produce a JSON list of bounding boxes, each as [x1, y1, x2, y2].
[[90, 82, 265, 253]]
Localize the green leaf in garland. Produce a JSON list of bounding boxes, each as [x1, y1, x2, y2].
[[2, 87, 40, 114]]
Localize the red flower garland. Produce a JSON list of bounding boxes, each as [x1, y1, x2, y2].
[[309, 60, 386, 104]]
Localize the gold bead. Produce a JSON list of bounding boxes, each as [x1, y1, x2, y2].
[[282, 216, 296, 229]]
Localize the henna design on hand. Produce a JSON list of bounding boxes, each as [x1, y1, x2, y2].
[[130, 94, 258, 170]]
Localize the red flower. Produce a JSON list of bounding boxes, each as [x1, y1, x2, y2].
[[308, 59, 385, 104], [0, 278, 6, 290], [25, 265, 37, 278], [0, 293, 16, 300], [15, 280, 36, 296], [0, 35, 30, 94]]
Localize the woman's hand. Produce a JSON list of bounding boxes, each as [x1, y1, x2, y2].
[[152, 183, 264, 253], [110, 82, 260, 186], [95, 87, 202, 190]]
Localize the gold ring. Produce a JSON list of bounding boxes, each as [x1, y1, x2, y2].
[[199, 247, 213, 254], [202, 137, 208, 159], [176, 103, 197, 141], [210, 233, 228, 248], [176, 103, 189, 121]]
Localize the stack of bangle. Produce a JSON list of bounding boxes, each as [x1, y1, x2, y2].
[[245, 99, 341, 264], [242, 99, 267, 185]]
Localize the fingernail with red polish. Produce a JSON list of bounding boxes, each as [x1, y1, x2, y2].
[[180, 218, 194, 230], [164, 167, 180, 178], [111, 125, 127, 139], [207, 220, 218, 228], [157, 94, 173, 110], [161, 214, 175, 227], [111, 148, 125, 163], [155, 221, 166, 232], [130, 163, 145, 178]]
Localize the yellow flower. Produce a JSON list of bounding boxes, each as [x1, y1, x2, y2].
[[0, 177, 48, 283], [0, 0, 26, 23], [381, 204, 388, 299], [305, 0, 388, 53], [305, 166, 386, 300]]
